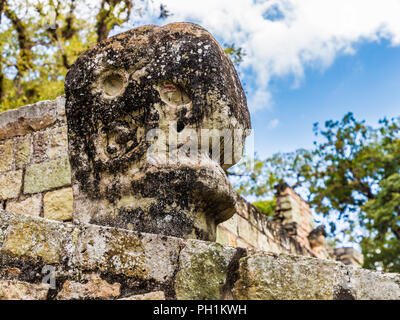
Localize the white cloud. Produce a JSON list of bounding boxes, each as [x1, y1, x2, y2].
[[267, 118, 280, 129], [130, 0, 400, 112]]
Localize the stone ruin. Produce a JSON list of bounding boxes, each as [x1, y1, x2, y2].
[[0, 22, 399, 300], [65, 23, 250, 241]]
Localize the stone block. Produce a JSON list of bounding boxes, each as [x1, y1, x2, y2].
[[216, 226, 229, 246], [6, 194, 42, 216], [15, 136, 31, 167], [257, 232, 271, 252], [73, 223, 182, 283], [0, 210, 183, 285], [0, 211, 73, 264], [219, 213, 238, 235], [24, 157, 71, 194], [345, 266, 400, 300], [174, 239, 238, 300], [0, 96, 65, 140], [236, 237, 252, 249], [0, 139, 13, 172], [56, 274, 120, 300], [32, 131, 48, 162], [0, 170, 22, 200], [46, 126, 68, 159], [234, 253, 342, 300], [228, 232, 237, 247], [0, 280, 49, 300], [44, 187, 73, 221], [237, 215, 258, 248]]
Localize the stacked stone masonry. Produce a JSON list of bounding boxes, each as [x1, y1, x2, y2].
[[0, 22, 391, 300], [0, 210, 399, 300], [217, 187, 335, 261], [0, 97, 359, 265], [0, 96, 72, 222]]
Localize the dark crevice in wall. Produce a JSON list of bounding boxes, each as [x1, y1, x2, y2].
[[165, 241, 186, 300], [221, 247, 247, 300]]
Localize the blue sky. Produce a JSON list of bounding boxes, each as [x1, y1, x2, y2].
[[124, 0, 400, 160], [119, 0, 400, 246], [252, 39, 400, 158]]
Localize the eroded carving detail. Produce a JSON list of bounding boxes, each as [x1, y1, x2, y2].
[[65, 22, 251, 241]]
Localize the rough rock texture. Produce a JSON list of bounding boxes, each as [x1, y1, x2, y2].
[[64, 22, 251, 241], [174, 239, 240, 300], [234, 253, 342, 300], [234, 252, 400, 300], [0, 280, 49, 300], [0, 22, 392, 300], [119, 291, 165, 300], [43, 188, 73, 221], [0, 96, 345, 265], [56, 274, 120, 300], [0, 98, 64, 140], [0, 210, 398, 300], [0, 96, 68, 224]]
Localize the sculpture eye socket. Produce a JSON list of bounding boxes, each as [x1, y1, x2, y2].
[[101, 72, 127, 98]]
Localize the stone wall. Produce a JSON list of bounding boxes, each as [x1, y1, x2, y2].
[[217, 196, 316, 257], [0, 96, 72, 222], [0, 97, 396, 300], [217, 187, 333, 260], [0, 210, 399, 300], [0, 97, 357, 265]]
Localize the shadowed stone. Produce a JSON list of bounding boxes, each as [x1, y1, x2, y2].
[[65, 22, 251, 241]]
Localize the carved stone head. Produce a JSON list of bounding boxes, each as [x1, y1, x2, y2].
[[65, 23, 251, 241]]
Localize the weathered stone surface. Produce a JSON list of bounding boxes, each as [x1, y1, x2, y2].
[[345, 266, 400, 300], [0, 170, 22, 200], [46, 126, 68, 159], [216, 227, 230, 246], [6, 194, 42, 216], [0, 210, 400, 300], [65, 22, 251, 241], [0, 211, 72, 264], [175, 239, 239, 300], [0, 267, 21, 280], [0, 210, 183, 284], [24, 157, 71, 194], [73, 223, 182, 283], [0, 280, 49, 300], [56, 274, 120, 300], [0, 139, 13, 172], [44, 187, 73, 221], [119, 291, 165, 300], [234, 253, 342, 300], [32, 131, 49, 162], [237, 215, 258, 248], [219, 213, 238, 235], [15, 136, 31, 167], [0, 96, 65, 140]]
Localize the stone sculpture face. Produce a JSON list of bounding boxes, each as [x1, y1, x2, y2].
[[65, 22, 251, 241]]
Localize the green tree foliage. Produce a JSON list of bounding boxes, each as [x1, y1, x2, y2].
[[231, 113, 400, 271], [252, 199, 276, 217], [224, 43, 245, 66], [0, 1, 243, 112], [0, 0, 145, 112]]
